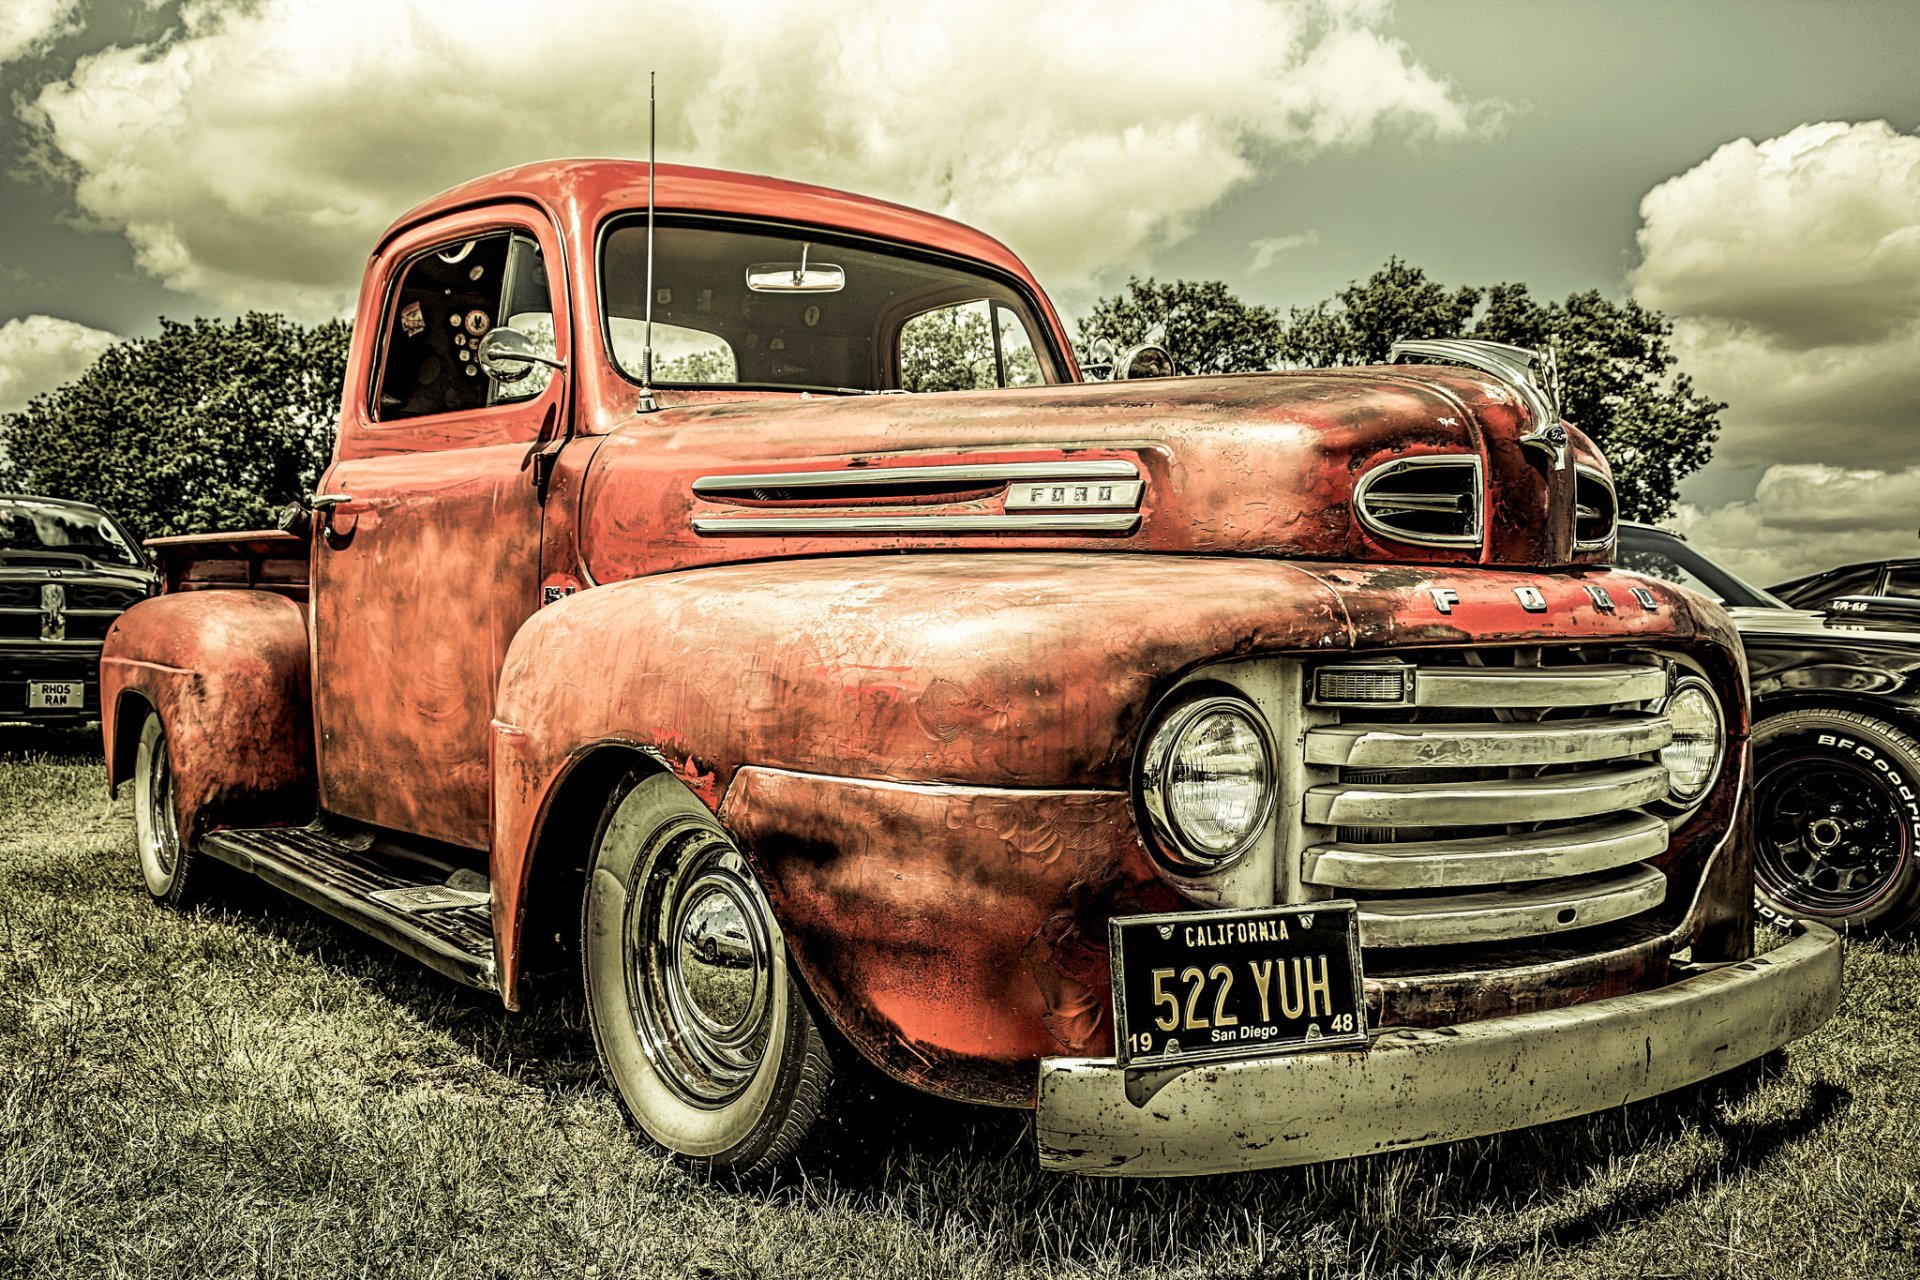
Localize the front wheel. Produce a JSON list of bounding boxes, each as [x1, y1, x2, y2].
[[580, 771, 833, 1175], [1752, 708, 1920, 934], [131, 711, 212, 909]]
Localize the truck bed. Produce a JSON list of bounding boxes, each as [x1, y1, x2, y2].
[[143, 529, 309, 601]]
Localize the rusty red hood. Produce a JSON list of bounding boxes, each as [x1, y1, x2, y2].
[[577, 365, 1610, 583]]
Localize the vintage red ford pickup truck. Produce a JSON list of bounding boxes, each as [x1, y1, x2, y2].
[[102, 159, 1841, 1177]]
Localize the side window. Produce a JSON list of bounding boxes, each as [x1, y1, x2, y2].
[[1881, 567, 1920, 599], [374, 231, 554, 421], [899, 300, 1048, 392]]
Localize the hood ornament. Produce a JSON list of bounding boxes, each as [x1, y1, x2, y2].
[[1388, 338, 1569, 471]]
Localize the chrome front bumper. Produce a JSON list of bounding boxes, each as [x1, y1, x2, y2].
[[1036, 922, 1842, 1176]]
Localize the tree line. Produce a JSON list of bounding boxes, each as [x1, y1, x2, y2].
[[0, 261, 1717, 540]]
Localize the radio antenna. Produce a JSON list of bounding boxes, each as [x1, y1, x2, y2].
[[639, 70, 659, 412]]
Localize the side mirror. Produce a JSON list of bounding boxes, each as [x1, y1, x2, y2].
[[476, 327, 566, 384], [1114, 343, 1175, 380]]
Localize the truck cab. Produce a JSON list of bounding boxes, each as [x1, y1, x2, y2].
[[103, 159, 1841, 1177]]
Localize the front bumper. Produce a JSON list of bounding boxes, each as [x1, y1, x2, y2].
[[1036, 921, 1841, 1176]]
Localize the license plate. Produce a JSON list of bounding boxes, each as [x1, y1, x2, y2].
[[1111, 902, 1368, 1067], [27, 681, 83, 709]]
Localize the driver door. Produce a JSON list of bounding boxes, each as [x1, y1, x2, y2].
[[311, 208, 568, 849]]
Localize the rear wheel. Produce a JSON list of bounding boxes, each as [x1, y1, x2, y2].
[[1752, 708, 1920, 933], [131, 712, 210, 909], [580, 770, 832, 1175]]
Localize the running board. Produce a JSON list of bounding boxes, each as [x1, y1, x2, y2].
[[198, 822, 496, 992]]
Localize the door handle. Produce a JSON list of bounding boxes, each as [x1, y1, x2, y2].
[[311, 493, 356, 545]]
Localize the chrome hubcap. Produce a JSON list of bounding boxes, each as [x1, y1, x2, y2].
[[141, 729, 180, 882], [624, 818, 775, 1108]]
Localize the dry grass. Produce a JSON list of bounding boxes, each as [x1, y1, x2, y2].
[[3, 725, 1918, 1278]]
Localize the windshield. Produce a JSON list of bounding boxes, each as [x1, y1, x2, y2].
[[1615, 525, 1787, 609], [600, 219, 1061, 393], [0, 498, 140, 566]]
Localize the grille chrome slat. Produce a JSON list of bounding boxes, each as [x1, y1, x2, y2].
[[1307, 812, 1670, 891], [1305, 712, 1672, 769], [1306, 763, 1670, 828], [1355, 865, 1668, 947], [1414, 664, 1667, 709]]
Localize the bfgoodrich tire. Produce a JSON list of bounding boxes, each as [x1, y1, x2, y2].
[[131, 711, 214, 910], [1752, 708, 1920, 934], [580, 770, 832, 1175]]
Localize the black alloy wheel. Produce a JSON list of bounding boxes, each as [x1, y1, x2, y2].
[[1752, 708, 1920, 933]]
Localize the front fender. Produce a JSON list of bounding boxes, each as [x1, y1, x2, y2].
[[489, 553, 1739, 1090], [102, 591, 316, 844]]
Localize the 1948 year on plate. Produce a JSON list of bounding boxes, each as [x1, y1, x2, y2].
[[1111, 903, 1369, 1067]]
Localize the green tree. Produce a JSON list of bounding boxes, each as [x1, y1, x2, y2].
[[1276, 257, 1483, 367], [1274, 263, 1722, 522], [0, 314, 349, 540], [1077, 277, 1284, 376]]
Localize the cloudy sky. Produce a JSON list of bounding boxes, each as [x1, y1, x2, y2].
[[1, 0, 1916, 584]]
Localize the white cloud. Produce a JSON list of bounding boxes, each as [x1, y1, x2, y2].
[[1670, 464, 1920, 587], [0, 314, 117, 414], [0, 0, 79, 68], [1631, 121, 1920, 473], [1249, 231, 1320, 272], [22, 0, 1489, 317]]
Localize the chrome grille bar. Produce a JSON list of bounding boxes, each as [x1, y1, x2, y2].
[[1305, 712, 1671, 769], [1307, 812, 1670, 891], [1355, 866, 1668, 947], [1306, 763, 1670, 828], [1414, 664, 1666, 708]]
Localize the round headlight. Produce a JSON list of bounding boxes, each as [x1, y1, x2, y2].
[[1660, 676, 1725, 804], [1138, 696, 1275, 870]]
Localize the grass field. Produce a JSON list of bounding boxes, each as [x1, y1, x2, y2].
[[3, 728, 1919, 1279]]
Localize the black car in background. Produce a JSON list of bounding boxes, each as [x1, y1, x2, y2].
[[1619, 522, 1920, 933], [1772, 556, 1920, 626], [0, 494, 158, 724]]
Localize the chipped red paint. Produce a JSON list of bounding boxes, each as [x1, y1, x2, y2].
[[718, 768, 1180, 1105], [99, 160, 1758, 1115]]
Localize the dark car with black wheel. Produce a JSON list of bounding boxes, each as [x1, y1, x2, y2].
[[1619, 522, 1920, 933], [0, 495, 158, 725]]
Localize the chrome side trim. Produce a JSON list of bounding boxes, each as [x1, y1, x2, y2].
[[1306, 812, 1671, 891], [1304, 762, 1671, 827], [1036, 923, 1842, 1175], [1413, 663, 1668, 709], [1304, 712, 1672, 769], [692, 459, 1141, 494], [1573, 464, 1618, 553], [691, 512, 1141, 536], [1355, 864, 1668, 947], [1352, 454, 1483, 549]]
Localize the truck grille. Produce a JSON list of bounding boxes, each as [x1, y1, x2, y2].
[[1300, 652, 1676, 947]]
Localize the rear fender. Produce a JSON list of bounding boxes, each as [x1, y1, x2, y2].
[[102, 591, 316, 843]]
